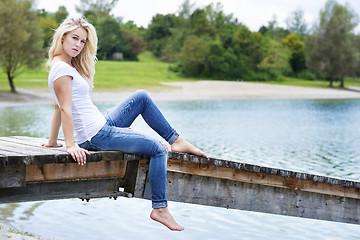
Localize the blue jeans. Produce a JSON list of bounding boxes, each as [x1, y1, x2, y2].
[[79, 90, 179, 208]]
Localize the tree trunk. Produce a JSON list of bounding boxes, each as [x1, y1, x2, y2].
[[7, 72, 17, 93], [340, 76, 345, 88], [329, 77, 334, 87]]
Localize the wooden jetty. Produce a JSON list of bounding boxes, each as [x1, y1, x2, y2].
[[0, 136, 359, 225]]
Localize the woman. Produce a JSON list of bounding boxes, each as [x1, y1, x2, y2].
[[43, 15, 207, 231]]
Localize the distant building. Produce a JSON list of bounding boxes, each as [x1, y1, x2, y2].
[[112, 52, 123, 60]]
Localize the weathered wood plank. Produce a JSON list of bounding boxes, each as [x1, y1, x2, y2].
[[26, 161, 127, 182], [0, 177, 124, 204], [165, 171, 360, 225], [0, 165, 25, 188], [132, 159, 149, 198], [167, 159, 360, 199], [168, 152, 360, 189], [0, 149, 29, 166], [2, 136, 66, 152]]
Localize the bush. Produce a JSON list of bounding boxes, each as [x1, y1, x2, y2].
[[296, 70, 316, 80]]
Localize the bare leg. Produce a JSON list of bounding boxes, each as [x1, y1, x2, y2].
[[150, 207, 184, 231], [171, 136, 207, 158]]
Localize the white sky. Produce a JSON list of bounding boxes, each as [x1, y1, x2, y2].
[[35, 0, 360, 32]]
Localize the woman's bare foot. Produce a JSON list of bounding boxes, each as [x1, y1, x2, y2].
[[150, 207, 184, 231], [171, 136, 207, 158]]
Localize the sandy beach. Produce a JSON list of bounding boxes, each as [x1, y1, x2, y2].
[[91, 81, 360, 102], [1, 81, 360, 106]]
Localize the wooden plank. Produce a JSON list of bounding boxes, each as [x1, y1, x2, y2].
[[168, 152, 360, 189], [0, 165, 25, 188], [2, 136, 66, 151], [0, 149, 29, 166], [0, 177, 125, 204], [132, 159, 149, 198], [1, 136, 123, 164], [124, 160, 140, 194], [0, 140, 104, 165], [167, 159, 360, 199], [165, 171, 360, 225], [9, 136, 65, 147], [0, 138, 66, 155], [26, 160, 127, 182]]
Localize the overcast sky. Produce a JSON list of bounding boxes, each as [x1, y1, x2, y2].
[[35, 0, 360, 32]]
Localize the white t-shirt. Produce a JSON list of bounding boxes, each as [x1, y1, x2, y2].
[[48, 61, 106, 144]]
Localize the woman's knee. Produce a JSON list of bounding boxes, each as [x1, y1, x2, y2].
[[135, 89, 150, 100], [151, 140, 167, 157]]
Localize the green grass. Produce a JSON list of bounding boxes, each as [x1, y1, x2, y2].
[[0, 52, 192, 92], [1, 52, 360, 91], [254, 76, 360, 88]]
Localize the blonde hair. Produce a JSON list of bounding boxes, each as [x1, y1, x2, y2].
[[47, 15, 97, 89]]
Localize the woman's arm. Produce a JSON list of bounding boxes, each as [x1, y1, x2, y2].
[[53, 75, 90, 165], [43, 100, 62, 147]]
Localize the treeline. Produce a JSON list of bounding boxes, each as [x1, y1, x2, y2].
[[36, 0, 145, 61], [0, 0, 359, 93], [145, 0, 360, 86]]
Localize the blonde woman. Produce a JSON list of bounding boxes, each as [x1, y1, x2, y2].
[[43, 15, 207, 231]]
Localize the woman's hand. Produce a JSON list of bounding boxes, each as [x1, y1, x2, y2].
[[66, 145, 90, 165], [42, 142, 63, 148]]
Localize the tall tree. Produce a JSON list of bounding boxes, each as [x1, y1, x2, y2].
[[282, 33, 306, 73], [306, 0, 359, 87], [285, 8, 308, 35], [37, 16, 58, 48], [145, 14, 178, 57], [97, 16, 124, 60], [0, 0, 44, 92], [54, 6, 69, 25], [76, 0, 118, 18]]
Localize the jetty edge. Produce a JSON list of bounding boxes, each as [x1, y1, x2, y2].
[[0, 136, 359, 225]]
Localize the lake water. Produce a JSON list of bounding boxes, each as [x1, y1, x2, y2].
[[0, 99, 360, 239]]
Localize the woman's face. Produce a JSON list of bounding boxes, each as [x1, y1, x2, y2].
[[62, 27, 87, 58]]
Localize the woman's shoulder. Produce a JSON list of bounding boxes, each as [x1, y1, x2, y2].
[[49, 59, 75, 72]]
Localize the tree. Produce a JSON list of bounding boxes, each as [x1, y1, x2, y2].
[[0, 0, 44, 92], [97, 16, 124, 60], [285, 8, 307, 35], [179, 35, 210, 76], [306, 0, 359, 87], [121, 27, 145, 60], [145, 14, 178, 57], [257, 39, 292, 79], [37, 16, 58, 48], [259, 16, 290, 40], [54, 6, 69, 25], [282, 33, 306, 73], [76, 0, 119, 18]]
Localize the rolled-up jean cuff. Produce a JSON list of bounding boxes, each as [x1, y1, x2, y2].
[[167, 131, 179, 145], [152, 201, 168, 209]]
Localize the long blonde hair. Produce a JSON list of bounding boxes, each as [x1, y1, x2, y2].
[[47, 15, 97, 89]]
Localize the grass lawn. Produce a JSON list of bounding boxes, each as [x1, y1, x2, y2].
[[1, 51, 360, 92], [0, 52, 193, 92]]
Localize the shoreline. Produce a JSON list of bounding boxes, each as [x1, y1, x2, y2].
[[1, 81, 360, 106]]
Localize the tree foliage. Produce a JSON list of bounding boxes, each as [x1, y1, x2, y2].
[[282, 34, 306, 73], [76, 0, 119, 18], [0, 0, 44, 92], [285, 8, 307, 35], [97, 16, 124, 60], [306, 0, 359, 87], [54, 6, 69, 25]]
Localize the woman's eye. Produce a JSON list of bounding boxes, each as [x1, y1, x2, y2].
[[81, 40, 86, 44], [73, 36, 78, 40]]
